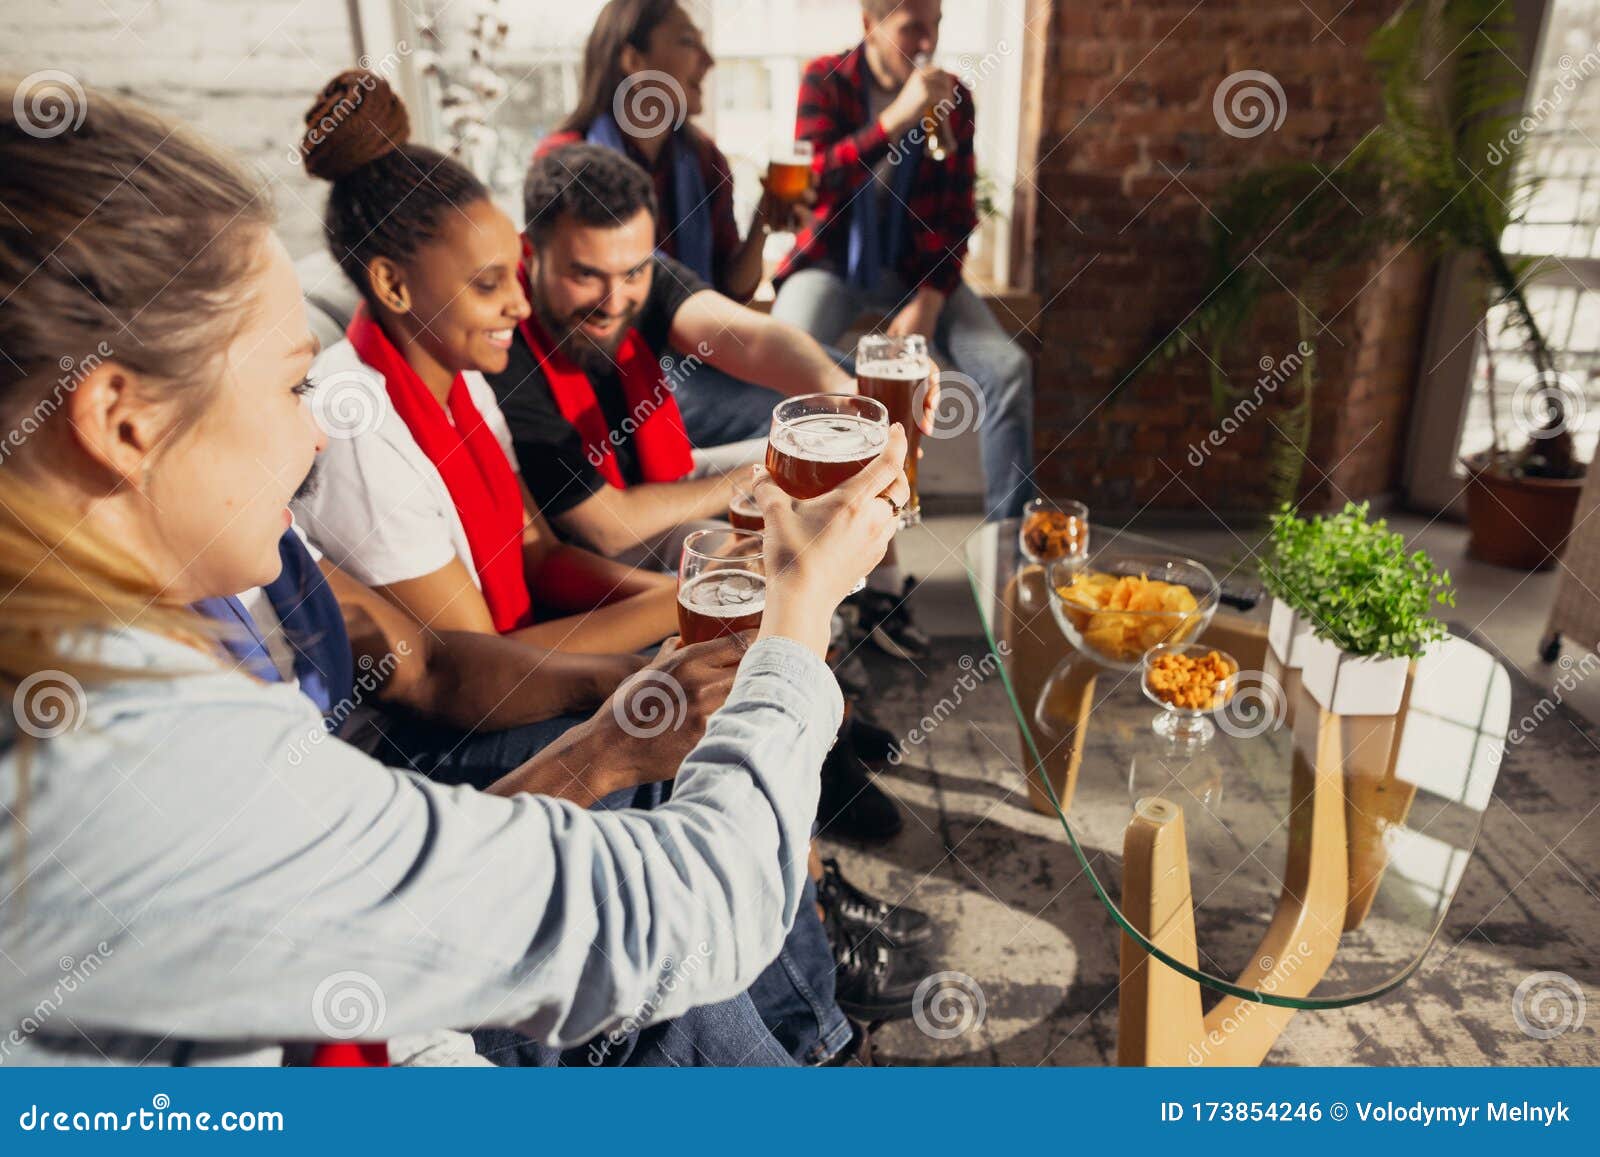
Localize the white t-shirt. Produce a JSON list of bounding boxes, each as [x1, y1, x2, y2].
[[292, 339, 521, 590]]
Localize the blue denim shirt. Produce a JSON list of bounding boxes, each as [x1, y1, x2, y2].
[[0, 632, 840, 1066]]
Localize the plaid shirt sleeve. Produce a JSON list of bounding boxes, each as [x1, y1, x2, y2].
[[796, 55, 891, 196]]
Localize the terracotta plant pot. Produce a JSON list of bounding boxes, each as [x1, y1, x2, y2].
[[1462, 456, 1584, 572]]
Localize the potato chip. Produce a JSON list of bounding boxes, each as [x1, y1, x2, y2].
[[1053, 570, 1205, 661]]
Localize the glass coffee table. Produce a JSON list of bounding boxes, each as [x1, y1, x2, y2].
[[965, 520, 1510, 1065]]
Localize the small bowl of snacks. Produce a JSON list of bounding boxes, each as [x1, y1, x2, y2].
[[1141, 643, 1239, 748], [1019, 498, 1089, 565], [1047, 552, 1220, 671]]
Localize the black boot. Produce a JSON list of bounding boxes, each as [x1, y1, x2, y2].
[[817, 742, 903, 842]]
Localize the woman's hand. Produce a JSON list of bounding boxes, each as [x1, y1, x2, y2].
[[753, 425, 910, 656]]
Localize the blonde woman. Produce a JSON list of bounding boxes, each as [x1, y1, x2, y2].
[[0, 81, 907, 1065]]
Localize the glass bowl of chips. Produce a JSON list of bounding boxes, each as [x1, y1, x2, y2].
[[1046, 552, 1220, 671], [1141, 643, 1239, 748]]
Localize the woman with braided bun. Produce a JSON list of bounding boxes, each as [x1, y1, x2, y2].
[[0, 76, 907, 1065], [292, 70, 683, 656]]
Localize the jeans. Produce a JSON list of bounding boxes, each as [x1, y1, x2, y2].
[[354, 710, 850, 1065], [772, 267, 1035, 520], [670, 345, 854, 448]]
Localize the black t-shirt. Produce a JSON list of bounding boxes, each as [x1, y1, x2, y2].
[[487, 254, 707, 517]]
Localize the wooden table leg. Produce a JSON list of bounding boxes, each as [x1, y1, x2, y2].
[[1117, 798, 1203, 1066], [1343, 664, 1419, 930], [1116, 680, 1352, 1067], [1001, 568, 1096, 817]]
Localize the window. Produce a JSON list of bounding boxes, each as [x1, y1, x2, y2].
[[409, 0, 1030, 291], [1455, 0, 1600, 468]]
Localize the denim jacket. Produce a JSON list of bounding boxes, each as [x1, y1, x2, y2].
[[0, 632, 839, 1066]]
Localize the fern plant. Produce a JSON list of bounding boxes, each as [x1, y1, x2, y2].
[[1120, 0, 1578, 509]]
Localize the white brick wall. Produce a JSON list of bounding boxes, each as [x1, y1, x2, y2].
[[2, 0, 357, 256]]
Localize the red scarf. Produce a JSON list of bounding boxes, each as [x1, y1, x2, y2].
[[312, 1042, 388, 1067], [516, 265, 693, 489], [346, 307, 534, 634]]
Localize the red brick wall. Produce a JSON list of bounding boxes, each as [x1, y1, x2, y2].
[[1029, 1, 1433, 520]]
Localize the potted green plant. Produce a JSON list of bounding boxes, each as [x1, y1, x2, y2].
[[1262, 503, 1456, 715], [1119, 0, 1587, 535], [1461, 317, 1587, 570]]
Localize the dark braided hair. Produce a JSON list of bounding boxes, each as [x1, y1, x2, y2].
[[300, 70, 489, 307]]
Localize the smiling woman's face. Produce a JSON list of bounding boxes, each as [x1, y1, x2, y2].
[[395, 198, 532, 378], [143, 232, 327, 599]]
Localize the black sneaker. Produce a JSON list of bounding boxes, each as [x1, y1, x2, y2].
[[817, 742, 903, 842], [846, 708, 899, 763], [820, 1018, 875, 1066], [826, 904, 931, 1023], [819, 857, 935, 947], [850, 578, 932, 663]]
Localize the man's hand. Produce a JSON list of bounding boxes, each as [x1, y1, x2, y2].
[[880, 65, 957, 140], [595, 633, 753, 785], [887, 286, 944, 342], [756, 176, 817, 235], [491, 634, 753, 804]]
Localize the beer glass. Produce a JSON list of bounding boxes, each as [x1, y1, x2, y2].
[[856, 333, 931, 527], [728, 489, 764, 532], [766, 140, 814, 211], [913, 53, 948, 161], [766, 393, 891, 595], [677, 528, 766, 645]]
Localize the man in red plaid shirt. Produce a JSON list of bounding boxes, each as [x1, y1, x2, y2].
[[772, 0, 1034, 525]]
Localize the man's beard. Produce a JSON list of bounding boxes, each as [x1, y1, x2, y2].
[[529, 281, 639, 378], [292, 458, 320, 504]]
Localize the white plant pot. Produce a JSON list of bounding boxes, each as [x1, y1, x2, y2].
[[1267, 598, 1315, 670], [1298, 634, 1410, 716]]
